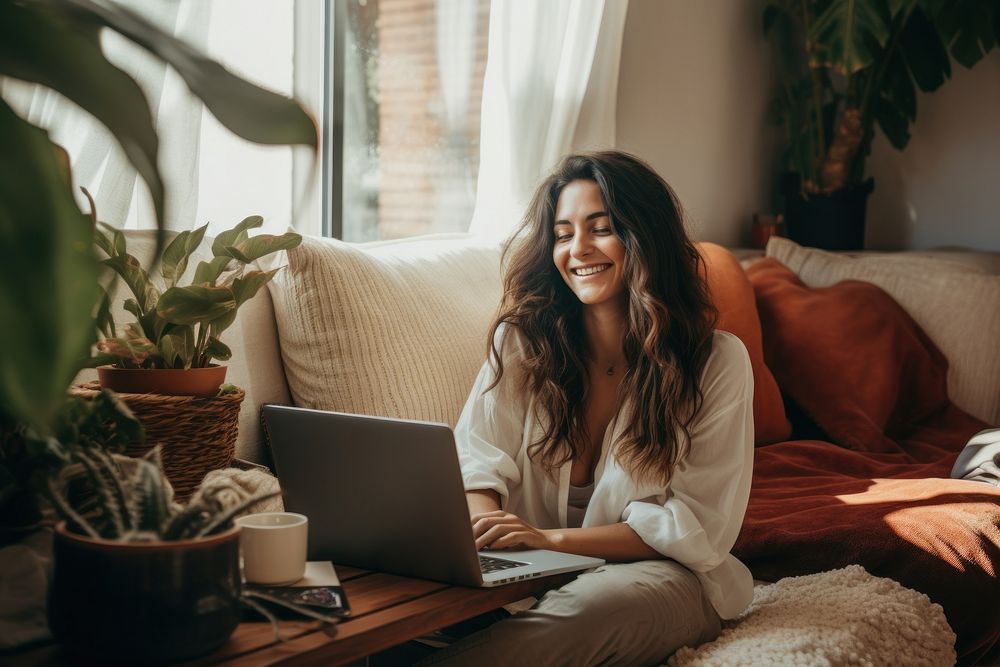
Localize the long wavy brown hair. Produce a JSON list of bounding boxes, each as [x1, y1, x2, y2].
[[486, 151, 717, 485]]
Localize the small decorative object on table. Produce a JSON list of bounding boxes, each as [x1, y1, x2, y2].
[[242, 561, 352, 636], [751, 213, 783, 250]]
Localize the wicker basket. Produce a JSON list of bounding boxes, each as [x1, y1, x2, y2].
[[71, 382, 245, 502]]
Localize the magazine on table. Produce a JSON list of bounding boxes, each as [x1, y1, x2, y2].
[[244, 561, 351, 622]]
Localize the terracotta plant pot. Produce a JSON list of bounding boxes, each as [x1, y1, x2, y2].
[[48, 522, 242, 664], [97, 364, 228, 397]]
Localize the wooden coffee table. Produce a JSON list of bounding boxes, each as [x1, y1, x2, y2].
[[10, 565, 574, 666]]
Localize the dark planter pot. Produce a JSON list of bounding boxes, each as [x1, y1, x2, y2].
[[49, 523, 242, 664], [781, 173, 874, 251], [97, 364, 227, 397]]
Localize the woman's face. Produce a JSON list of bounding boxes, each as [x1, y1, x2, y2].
[[552, 179, 627, 309]]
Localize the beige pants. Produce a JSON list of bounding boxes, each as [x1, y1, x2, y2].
[[417, 560, 722, 667]]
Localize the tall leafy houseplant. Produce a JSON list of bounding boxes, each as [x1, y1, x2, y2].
[[0, 0, 317, 658], [0, 0, 316, 531], [763, 0, 999, 247]]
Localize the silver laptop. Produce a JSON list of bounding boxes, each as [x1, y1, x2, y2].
[[263, 405, 605, 587]]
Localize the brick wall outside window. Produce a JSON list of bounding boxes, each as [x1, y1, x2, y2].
[[342, 0, 490, 241]]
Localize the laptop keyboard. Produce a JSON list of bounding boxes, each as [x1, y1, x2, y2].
[[479, 554, 529, 574]]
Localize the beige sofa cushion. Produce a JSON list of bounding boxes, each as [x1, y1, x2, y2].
[[268, 233, 502, 426], [767, 237, 1000, 426], [77, 230, 291, 463]]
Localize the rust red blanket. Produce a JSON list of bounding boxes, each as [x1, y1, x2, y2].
[[736, 259, 1000, 665]]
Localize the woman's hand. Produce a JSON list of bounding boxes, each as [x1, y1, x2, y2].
[[471, 510, 558, 551]]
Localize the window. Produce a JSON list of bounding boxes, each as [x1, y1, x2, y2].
[[330, 0, 491, 241]]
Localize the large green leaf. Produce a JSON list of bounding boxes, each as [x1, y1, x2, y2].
[[98, 221, 126, 257], [899, 7, 952, 91], [933, 0, 997, 68], [63, 0, 318, 149], [995, 2, 1000, 51], [122, 298, 142, 322], [160, 222, 208, 286], [230, 269, 281, 308], [156, 285, 235, 326], [159, 230, 191, 285], [102, 254, 159, 313], [875, 97, 911, 149], [94, 225, 114, 258], [884, 48, 917, 121], [158, 328, 195, 369], [208, 268, 280, 339], [95, 285, 116, 339], [0, 1, 165, 234], [193, 256, 233, 286], [809, 0, 890, 74], [212, 215, 263, 257], [0, 98, 100, 432], [204, 337, 232, 363], [224, 232, 302, 264]]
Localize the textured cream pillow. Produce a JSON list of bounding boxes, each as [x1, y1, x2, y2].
[[268, 234, 503, 426], [767, 237, 1000, 425]]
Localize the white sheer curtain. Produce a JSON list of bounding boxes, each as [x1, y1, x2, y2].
[[468, 0, 629, 238], [2, 0, 302, 236]]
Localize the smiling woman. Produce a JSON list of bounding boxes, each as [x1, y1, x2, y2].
[[428, 151, 756, 665], [552, 180, 628, 310]]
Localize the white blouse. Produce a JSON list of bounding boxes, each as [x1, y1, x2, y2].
[[454, 327, 755, 619]]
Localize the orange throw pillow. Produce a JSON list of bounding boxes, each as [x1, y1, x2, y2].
[[697, 243, 791, 445], [745, 258, 951, 453]]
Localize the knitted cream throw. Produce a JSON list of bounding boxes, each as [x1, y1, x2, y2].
[[201, 467, 284, 514], [668, 565, 956, 667]]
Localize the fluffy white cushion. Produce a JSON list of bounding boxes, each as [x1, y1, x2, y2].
[[767, 237, 1000, 426], [268, 233, 502, 426], [668, 565, 956, 667]]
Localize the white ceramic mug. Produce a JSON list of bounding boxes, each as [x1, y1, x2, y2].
[[235, 512, 309, 585]]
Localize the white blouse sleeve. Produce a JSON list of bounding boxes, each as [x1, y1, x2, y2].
[[622, 332, 755, 572], [453, 325, 528, 506]]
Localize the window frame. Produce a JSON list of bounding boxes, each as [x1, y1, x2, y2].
[[323, 0, 346, 239]]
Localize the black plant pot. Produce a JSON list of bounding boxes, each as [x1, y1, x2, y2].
[[49, 523, 242, 664], [781, 173, 874, 251]]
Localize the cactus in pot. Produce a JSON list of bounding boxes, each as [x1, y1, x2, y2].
[[47, 432, 281, 663]]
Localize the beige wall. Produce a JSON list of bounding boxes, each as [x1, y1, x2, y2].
[[866, 51, 1000, 251], [616, 0, 776, 247]]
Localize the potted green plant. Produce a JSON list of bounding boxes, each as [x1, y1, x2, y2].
[[47, 438, 279, 663], [0, 0, 317, 654], [0, 0, 316, 535], [92, 214, 302, 397], [763, 0, 999, 249]]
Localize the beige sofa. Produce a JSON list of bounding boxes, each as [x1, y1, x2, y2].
[[200, 232, 1000, 467]]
